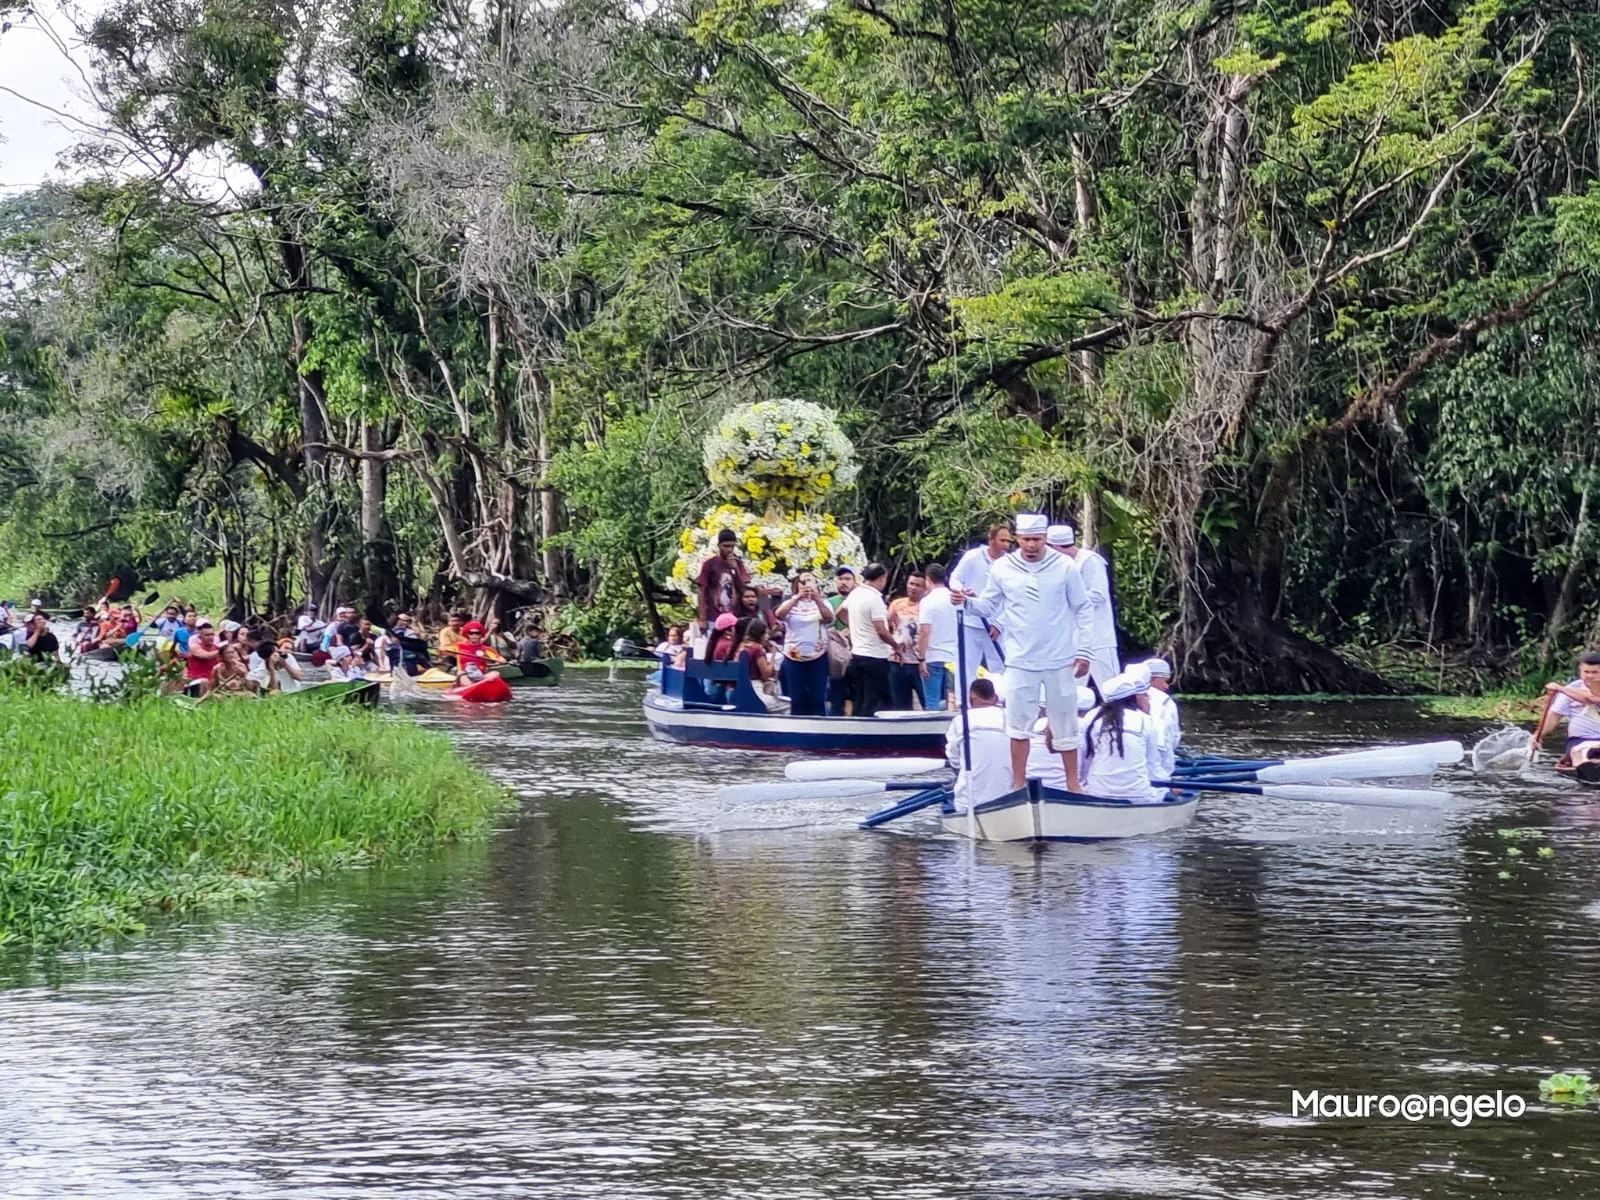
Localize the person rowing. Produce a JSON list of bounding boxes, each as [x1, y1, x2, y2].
[[453, 620, 494, 686], [1079, 665, 1167, 802], [953, 512, 1093, 791], [947, 677, 1014, 812], [1143, 657, 1181, 779], [1530, 650, 1600, 769]]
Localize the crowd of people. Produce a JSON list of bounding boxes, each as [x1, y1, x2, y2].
[[664, 512, 1188, 802], [0, 595, 549, 698]]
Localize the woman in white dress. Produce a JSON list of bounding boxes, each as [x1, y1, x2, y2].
[[1078, 666, 1167, 802]]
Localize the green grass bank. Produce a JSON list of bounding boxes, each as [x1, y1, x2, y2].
[[0, 694, 509, 949]]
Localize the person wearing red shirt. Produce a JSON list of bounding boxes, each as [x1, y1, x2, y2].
[[184, 621, 222, 695], [454, 621, 493, 684]]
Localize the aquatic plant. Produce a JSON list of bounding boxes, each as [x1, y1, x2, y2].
[[1539, 1073, 1595, 1105], [0, 694, 509, 949]]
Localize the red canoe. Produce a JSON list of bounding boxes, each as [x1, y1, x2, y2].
[[447, 674, 514, 703]]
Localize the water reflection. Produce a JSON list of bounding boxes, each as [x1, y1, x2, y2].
[[3, 679, 1599, 1196]]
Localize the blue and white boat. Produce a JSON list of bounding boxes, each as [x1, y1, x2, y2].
[[644, 660, 949, 754], [939, 778, 1198, 843]]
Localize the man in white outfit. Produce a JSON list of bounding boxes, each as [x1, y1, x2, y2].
[[949, 521, 1011, 693], [946, 677, 1015, 812], [1143, 657, 1181, 779], [958, 513, 1093, 791], [1049, 523, 1120, 688]]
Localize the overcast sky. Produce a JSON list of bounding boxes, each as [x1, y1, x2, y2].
[[0, 3, 103, 196]]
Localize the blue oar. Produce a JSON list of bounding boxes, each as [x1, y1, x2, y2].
[[1157, 779, 1449, 809], [860, 785, 954, 829]]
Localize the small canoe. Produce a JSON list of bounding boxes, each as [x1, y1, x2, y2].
[[490, 658, 564, 688], [445, 674, 513, 703], [941, 778, 1197, 842], [1555, 758, 1600, 787], [413, 668, 458, 690]]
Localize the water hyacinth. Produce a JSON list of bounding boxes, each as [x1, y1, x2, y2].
[[702, 399, 859, 507], [670, 503, 868, 593], [0, 693, 509, 949]]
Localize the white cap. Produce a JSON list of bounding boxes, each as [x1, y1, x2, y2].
[[328, 643, 352, 662], [296, 614, 314, 631], [1145, 657, 1172, 679], [1046, 524, 1075, 547], [220, 619, 242, 633], [30, 598, 42, 608], [1014, 513, 1048, 536], [1101, 665, 1152, 703], [1076, 686, 1097, 712], [337, 605, 355, 616]]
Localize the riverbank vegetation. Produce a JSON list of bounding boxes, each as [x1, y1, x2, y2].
[[0, 692, 509, 948], [4, 1, 1600, 691]]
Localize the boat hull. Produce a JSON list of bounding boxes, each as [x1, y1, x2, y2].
[[941, 784, 1197, 842], [492, 659, 564, 688], [643, 693, 947, 754], [447, 674, 513, 703]]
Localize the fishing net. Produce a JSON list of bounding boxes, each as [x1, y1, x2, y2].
[[1471, 727, 1530, 773]]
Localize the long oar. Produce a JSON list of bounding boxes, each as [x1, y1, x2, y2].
[[786, 756, 948, 782], [1175, 741, 1463, 784], [1164, 779, 1451, 809], [860, 785, 954, 829], [719, 779, 939, 806]]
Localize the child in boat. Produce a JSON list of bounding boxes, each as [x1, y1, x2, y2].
[[740, 618, 787, 712], [1078, 666, 1168, 802]]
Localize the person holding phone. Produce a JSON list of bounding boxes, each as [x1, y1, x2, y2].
[[774, 572, 830, 716]]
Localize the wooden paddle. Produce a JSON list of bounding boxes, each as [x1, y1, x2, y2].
[[1528, 688, 1557, 765]]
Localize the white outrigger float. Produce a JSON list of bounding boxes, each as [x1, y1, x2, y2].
[[719, 740, 1464, 845]]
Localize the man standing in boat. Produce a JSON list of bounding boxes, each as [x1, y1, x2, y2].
[[1530, 651, 1600, 768], [1048, 523, 1120, 688], [956, 513, 1093, 792], [696, 529, 751, 630], [949, 521, 1011, 693]]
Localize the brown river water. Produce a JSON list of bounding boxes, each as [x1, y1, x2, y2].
[[3, 672, 1600, 1197]]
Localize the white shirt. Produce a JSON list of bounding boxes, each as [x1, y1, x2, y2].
[[843, 585, 893, 659], [1147, 688, 1181, 778], [916, 586, 959, 663], [968, 550, 1093, 671], [950, 544, 1003, 598], [781, 598, 827, 659], [1078, 706, 1166, 802], [1068, 547, 1117, 651], [1553, 682, 1600, 740], [946, 705, 1014, 811], [1024, 717, 1069, 790]]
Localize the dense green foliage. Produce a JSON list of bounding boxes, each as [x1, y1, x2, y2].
[[4, 0, 1600, 686], [0, 693, 509, 947]]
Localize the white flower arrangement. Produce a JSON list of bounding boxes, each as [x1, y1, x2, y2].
[[670, 503, 868, 594], [702, 399, 859, 507]]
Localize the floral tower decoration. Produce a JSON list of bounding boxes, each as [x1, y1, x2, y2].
[[671, 399, 867, 595]]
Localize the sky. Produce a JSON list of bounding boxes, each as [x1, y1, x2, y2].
[[0, 2, 104, 196]]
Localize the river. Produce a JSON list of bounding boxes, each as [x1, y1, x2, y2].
[[3, 674, 1598, 1197]]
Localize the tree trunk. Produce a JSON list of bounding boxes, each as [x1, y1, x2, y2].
[[358, 416, 401, 620], [1170, 519, 1398, 694], [1544, 480, 1592, 662]]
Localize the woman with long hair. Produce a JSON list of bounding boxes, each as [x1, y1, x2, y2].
[[1078, 666, 1167, 801]]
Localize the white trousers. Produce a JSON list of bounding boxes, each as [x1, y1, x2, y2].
[[1003, 665, 1080, 742], [1084, 647, 1121, 690], [956, 621, 1005, 696]]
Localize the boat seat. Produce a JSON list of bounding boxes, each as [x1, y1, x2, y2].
[[661, 654, 767, 714]]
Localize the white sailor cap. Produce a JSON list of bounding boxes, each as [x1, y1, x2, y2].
[[296, 614, 315, 631], [1144, 657, 1173, 679], [1014, 513, 1048, 536], [1101, 665, 1152, 703], [1077, 686, 1097, 712], [1046, 524, 1076, 547]]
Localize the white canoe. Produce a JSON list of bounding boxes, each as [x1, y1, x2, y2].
[[941, 781, 1197, 843]]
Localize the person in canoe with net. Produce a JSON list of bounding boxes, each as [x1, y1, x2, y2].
[[1530, 651, 1600, 779]]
